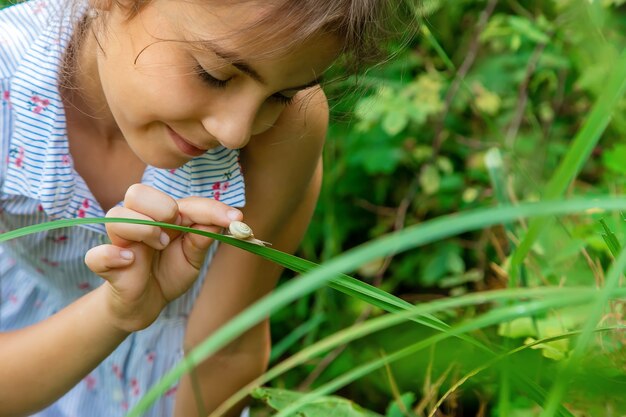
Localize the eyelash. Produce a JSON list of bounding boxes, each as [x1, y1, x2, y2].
[[196, 66, 230, 88], [195, 65, 295, 106]]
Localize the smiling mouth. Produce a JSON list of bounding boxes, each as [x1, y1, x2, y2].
[[167, 126, 207, 157]]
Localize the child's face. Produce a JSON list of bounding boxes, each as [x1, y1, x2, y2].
[[88, 0, 338, 168]]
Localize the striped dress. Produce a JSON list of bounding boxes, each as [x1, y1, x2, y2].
[[0, 0, 246, 415]]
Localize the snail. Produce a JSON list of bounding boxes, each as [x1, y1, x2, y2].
[[226, 221, 271, 246]]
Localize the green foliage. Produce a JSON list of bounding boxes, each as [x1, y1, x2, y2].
[[3, 0, 626, 416], [277, 0, 626, 416], [251, 387, 382, 417]]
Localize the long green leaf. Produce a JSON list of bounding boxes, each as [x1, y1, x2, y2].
[[4, 198, 626, 417], [430, 326, 622, 417], [210, 286, 626, 417], [541, 225, 626, 415], [510, 48, 626, 282], [273, 293, 615, 417], [600, 218, 621, 257], [0, 216, 449, 332]]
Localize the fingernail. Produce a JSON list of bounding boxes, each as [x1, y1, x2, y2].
[[160, 232, 170, 247], [227, 209, 242, 220], [120, 250, 134, 260]]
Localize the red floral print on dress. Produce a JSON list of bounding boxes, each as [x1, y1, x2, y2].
[[112, 364, 123, 380], [211, 181, 230, 191], [28, 94, 50, 114], [48, 234, 69, 244], [41, 257, 59, 267], [31, 1, 47, 14], [1, 90, 10, 108], [212, 181, 229, 201], [130, 378, 140, 396], [77, 198, 90, 218], [84, 374, 97, 390], [9, 147, 25, 168]]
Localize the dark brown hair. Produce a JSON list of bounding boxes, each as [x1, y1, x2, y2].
[[104, 0, 410, 74]]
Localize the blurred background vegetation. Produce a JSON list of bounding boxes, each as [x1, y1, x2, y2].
[[268, 1, 626, 416], [2, 0, 626, 416]]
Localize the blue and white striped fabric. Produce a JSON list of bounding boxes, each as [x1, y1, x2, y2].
[[0, 0, 246, 415]]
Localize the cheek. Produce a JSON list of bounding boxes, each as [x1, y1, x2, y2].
[[252, 103, 286, 135], [102, 59, 206, 122]]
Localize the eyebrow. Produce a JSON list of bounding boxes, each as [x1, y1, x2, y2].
[[195, 40, 322, 92]]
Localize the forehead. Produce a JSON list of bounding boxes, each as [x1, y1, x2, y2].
[[167, 0, 281, 39], [148, 0, 339, 71], [150, 0, 334, 58]]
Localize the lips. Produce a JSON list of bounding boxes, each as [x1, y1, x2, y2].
[[167, 126, 207, 157]]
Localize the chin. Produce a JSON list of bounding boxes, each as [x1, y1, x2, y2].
[[137, 152, 189, 170]]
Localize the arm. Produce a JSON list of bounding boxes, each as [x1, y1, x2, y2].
[[174, 87, 329, 417], [0, 186, 240, 417], [0, 286, 128, 417]]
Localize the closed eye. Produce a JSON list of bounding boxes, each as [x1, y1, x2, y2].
[[195, 64, 307, 106], [195, 65, 230, 88], [269, 93, 296, 105]]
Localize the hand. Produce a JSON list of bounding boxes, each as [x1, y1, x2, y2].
[[84, 184, 243, 332]]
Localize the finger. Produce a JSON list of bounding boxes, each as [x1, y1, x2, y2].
[[177, 197, 242, 229], [123, 184, 180, 225], [174, 198, 241, 270], [85, 244, 135, 278], [106, 206, 171, 250], [180, 224, 218, 269]]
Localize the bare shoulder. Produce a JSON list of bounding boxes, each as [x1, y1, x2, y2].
[[239, 86, 328, 236], [182, 88, 329, 353]]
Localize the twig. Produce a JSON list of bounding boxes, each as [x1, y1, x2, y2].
[[355, 199, 398, 217], [297, 306, 370, 390], [419, 363, 456, 417], [383, 352, 416, 417], [505, 42, 548, 148], [432, 0, 499, 155]]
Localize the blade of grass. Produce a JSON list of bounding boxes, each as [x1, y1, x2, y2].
[[270, 314, 326, 363], [510, 48, 626, 284], [599, 218, 621, 257], [124, 198, 626, 416], [540, 230, 626, 416], [273, 294, 610, 417], [3, 197, 626, 416], [485, 147, 520, 416], [210, 286, 626, 417], [429, 326, 622, 417]]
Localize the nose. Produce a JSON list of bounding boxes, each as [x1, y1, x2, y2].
[[201, 103, 257, 150], [201, 89, 286, 150], [201, 118, 251, 150]]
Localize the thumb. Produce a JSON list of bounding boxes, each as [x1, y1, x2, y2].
[[85, 244, 135, 282]]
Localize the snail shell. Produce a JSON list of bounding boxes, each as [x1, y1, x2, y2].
[[226, 221, 271, 246], [228, 221, 254, 239]]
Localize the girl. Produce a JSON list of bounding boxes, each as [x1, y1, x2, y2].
[[0, 0, 398, 416]]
